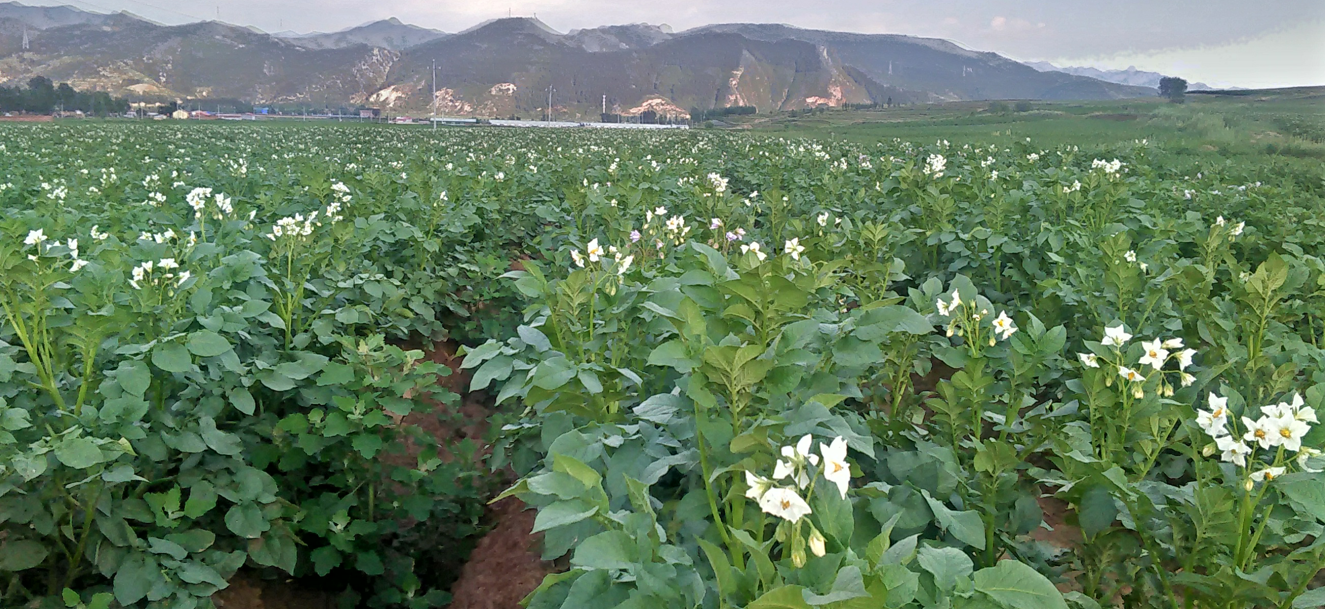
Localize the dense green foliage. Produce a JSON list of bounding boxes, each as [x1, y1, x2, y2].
[[0, 118, 1322, 609], [0, 77, 129, 116]]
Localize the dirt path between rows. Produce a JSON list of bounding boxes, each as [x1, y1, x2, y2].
[[215, 339, 552, 608]]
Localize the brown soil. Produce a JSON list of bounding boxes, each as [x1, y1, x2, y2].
[[1032, 494, 1082, 552], [216, 338, 555, 609], [447, 497, 555, 609], [213, 572, 335, 609]]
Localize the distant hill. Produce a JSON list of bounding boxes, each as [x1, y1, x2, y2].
[[1026, 62, 1214, 91], [278, 18, 446, 51], [0, 1, 122, 29], [0, 2, 1159, 116]]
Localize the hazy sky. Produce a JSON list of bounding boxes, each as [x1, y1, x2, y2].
[[25, 0, 1325, 88]]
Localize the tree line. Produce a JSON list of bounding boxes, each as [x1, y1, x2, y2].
[[0, 76, 129, 115]]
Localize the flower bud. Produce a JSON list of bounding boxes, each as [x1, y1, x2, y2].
[[1202, 443, 1216, 457], [988, 337, 996, 347], [809, 530, 826, 557], [946, 327, 954, 337], [791, 534, 807, 568], [1244, 478, 1254, 492], [1132, 386, 1145, 399], [1163, 385, 1174, 398]]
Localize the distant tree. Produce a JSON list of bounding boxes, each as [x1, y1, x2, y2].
[[55, 82, 76, 111], [987, 101, 1009, 113], [25, 76, 55, 113], [1014, 101, 1033, 112], [1159, 77, 1187, 103]]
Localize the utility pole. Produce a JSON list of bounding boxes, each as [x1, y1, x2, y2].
[[432, 59, 437, 130], [546, 85, 554, 122], [602, 94, 606, 116]]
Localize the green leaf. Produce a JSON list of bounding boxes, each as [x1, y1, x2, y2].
[[257, 369, 297, 391], [532, 500, 599, 533], [102, 464, 145, 484], [634, 393, 682, 424], [518, 325, 552, 352], [184, 482, 218, 518], [165, 529, 215, 553], [1294, 586, 1325, 608], [198, 416, 243, 456], [186, 330, 232, 357], [881, 533, 919, 566], [146, 537, 188, 560], [0, 540, 49, 570], [972, 560, 1068, 609], [151, 342, 193, 373], [352, 434, 384, 459], [316, 362, 356, 386], [356, 550, 384, 576], [917, 546, 973, 591], [833, 337, 883, 368], [1279, 473, 1325, 522], [229, 388, 256, 415], [117, 360, 151, 397], [1077, 485, 1118, 537], [55, 436, 104, 469], [570, 530, 636, 570], [698, 538, 736, 598], [803, 566, 868, 605], [647, 340, 694, 372], [531, 357, 577, 390], [176, 560, 227, 586], [112, 553, 156, 606], [470, 355, 513, 391], [225, 503, 270, 539], [924, 493, 986, 549], [748, 585, 811, 609], [854, 305, 934, 338], [311, 546, 342, 577]]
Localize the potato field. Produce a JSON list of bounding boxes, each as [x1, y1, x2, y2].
[[0, 122, 1322, 609]]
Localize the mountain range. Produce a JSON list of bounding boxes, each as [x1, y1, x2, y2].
[[0, 2, 1159, 118], [1025, 61, 1214, 91]]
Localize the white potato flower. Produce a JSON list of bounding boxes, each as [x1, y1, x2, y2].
[[992, 311, 1017, 340], [740, 242, 767, 261], [1102, 325, 1132, 347], [820, 437, 851, 499], [1267, 415, 1311, 452], [1249, 466, 1286, 482], [758, 487, 813, 523], [1138, 339, 1169, 371], [1215, 435, 1251, 467], [784, 238, 805, 261], [744, 471, 773, 500], [1242, 416, 1277, 450]]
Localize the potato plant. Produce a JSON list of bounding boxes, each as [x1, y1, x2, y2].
[[0, 123, 1321, 608]]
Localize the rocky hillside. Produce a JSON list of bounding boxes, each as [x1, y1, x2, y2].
[[278, 18, 446, 51], [0, 3, 1158, 116]]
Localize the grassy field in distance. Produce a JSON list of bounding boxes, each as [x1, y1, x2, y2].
[[734, 86, 1325, 159]]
